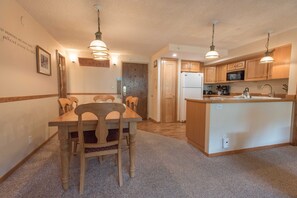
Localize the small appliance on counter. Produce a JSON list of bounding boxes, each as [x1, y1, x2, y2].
[[221, 85, 230, 95], [216, 85, 230, 95]]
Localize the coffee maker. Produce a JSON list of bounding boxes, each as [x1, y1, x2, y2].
[[221, 85, 230, 95]]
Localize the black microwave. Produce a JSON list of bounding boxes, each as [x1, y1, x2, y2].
[[226, 70, 245, 81]]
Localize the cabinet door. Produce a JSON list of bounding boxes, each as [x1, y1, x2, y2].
[[181, 61, 191, 72], [204, 66, 217, 83], [190, 61, 201, 72], [227, 61, 245, 71], [245, 58, 268, 81], [181, 61, 201, 72], [268, 44, 291, 79], [216, 65, 227, 82]]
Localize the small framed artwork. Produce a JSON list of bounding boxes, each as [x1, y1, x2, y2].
[[153, 60, 157, 68], [36, 45, 51, 76]]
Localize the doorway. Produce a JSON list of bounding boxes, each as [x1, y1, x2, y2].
[[122, 62, 148, 119], [56, 51, 67, 115], [161, 58, 178, 123]]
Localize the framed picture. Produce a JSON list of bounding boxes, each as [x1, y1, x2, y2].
[[153, 60, 157, 68], [36, 45, 51, 76]]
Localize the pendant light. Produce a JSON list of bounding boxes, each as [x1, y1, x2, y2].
[[89, 6, 109, 60], [260, 32, 274, 64], [205, 21, 219, 59]]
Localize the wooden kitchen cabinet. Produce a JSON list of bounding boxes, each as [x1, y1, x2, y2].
[[216, 65, 227, 83], [245, 57, 268, 81], [227, 61, 245, 71], [268, 44, 291, 79], [181, 60, 202, 72], [204, 66, 217, 84]]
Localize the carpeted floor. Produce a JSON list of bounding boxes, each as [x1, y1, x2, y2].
[[1, 130, 297, 198]]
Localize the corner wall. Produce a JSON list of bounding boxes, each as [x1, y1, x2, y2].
[[0, 0, 64, 177]]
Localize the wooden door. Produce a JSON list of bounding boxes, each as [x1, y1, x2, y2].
[[161, 58, 177, 123], [56, 51, 67, 98], [245, 57, 268, 81], [122, 62, 148, 119]]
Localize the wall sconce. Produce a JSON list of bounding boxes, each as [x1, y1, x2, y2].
[[69, 54, 77, 63], [111, 54, 119, 66]]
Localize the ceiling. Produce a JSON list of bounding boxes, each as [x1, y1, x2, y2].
[[17, 0, 297, 60]]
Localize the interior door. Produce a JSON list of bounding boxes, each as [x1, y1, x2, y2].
[[161, 58, 177, 123], [122, 62, 148, 119], [56, 50, 67, 115]]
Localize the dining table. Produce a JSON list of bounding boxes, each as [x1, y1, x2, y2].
[[48, 105, 142, 190]]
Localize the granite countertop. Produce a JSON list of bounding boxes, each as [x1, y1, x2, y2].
[[187, 95, 295, 103]]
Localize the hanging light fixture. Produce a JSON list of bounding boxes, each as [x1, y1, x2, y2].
[[260, 32, 274, 64], [205, 21, 219, 59], [89, 6, 109, 60]]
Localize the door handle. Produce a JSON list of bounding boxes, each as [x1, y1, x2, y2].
[[123, 86, 127, 96]]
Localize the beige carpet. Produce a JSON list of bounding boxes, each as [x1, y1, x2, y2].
[[1, 130, 297, 198]]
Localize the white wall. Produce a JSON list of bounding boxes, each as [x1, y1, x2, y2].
[[207, 102, 293, 154], [0, 0, 64, 177]]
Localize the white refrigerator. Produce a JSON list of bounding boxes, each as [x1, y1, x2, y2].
[[180, 72, 203, 122]]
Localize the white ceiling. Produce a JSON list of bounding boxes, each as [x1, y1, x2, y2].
[[16, 0, 297, 60]]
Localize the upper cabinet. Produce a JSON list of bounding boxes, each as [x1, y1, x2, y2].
[[245, 57, 268, 81], [204, 66, 217, 84], [268, 44, 291, 79], [216, 65, 227, 83], [181, 60, 202, 72], [227, 61, 245, 71]]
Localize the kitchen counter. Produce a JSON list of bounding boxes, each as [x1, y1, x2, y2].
[[185, 97, 294, 157], [187, 96, 294, 103]]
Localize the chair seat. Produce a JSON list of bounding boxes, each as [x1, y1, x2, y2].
[[70, 132, 78, 139], [123, 128, 129, 133], [83, 130, 119, 153]]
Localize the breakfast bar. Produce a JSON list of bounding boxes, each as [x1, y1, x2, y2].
[[186, 96, 294, 156]]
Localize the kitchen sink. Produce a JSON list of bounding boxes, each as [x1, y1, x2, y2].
[[209, 96, 282, 100]]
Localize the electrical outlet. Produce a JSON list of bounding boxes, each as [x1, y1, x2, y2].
[[28, 136, 32, 144], [222, 137, 229, 148]]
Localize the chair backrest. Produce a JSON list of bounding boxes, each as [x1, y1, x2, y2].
[[93, 95, 115, 102], [68, 96, 79, 107], [125, 96, 133, 106], [129, 97, 139, 112], [58, 98, 73, 114], [75, 103, 126, 149]]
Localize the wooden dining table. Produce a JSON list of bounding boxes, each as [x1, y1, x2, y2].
[[48, 106, 142, 190]]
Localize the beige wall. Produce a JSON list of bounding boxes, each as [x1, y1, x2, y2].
[[0, 0, 64, 177], [65, 50, 150, 104]]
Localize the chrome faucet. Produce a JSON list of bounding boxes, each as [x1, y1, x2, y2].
[[262, 84, 274, 97], [242, 87, 250, 98]]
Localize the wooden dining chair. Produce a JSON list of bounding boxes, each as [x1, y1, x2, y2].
[[125, 96, 133, 106], [58, 98, 79, 155], [93, 95, 115, 102], [123, 97, 139, 145], [75, 103, 126, 194], [68, 96, 79, 108], [58, 98, 73, 114]]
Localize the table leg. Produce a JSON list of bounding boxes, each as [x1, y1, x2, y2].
[[129, 122, 137, 177], [58, 126, 70, 190]]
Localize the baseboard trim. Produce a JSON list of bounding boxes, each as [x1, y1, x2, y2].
[[148, 117, 159, 123], [206, 143, 291, 157], [187, 139, 208, 156], [0, 132, 58, 183]]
